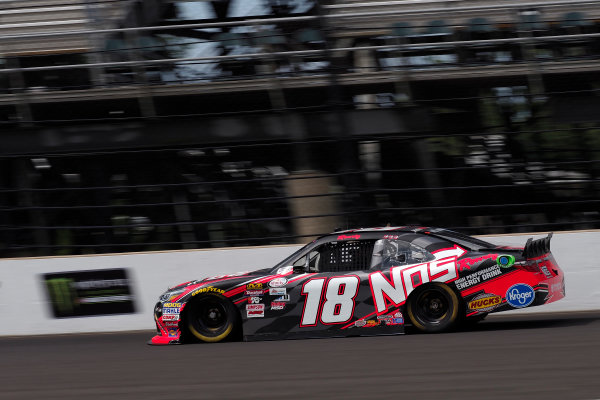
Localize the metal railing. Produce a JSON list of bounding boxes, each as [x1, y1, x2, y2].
[[2, 125, 599, 257], [1, 1, 599, 257]]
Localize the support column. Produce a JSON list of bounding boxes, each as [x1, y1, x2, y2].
[[354, 43, 377, 109], [13, 158, 50, 256], [172, 190, 198, 249], [284, 172, 341, 243]]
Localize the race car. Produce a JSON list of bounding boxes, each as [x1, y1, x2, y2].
[[149, 226, 565, 345]]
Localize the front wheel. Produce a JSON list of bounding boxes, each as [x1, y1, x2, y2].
[[406, 283, 460, 333], [184, 296, 239, 343]]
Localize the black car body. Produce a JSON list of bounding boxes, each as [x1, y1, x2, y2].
[[150, 226, 565, 344]]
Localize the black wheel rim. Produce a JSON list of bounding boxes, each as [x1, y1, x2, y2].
[[191, 298, 228, 335], [414, 288, 450, 325]]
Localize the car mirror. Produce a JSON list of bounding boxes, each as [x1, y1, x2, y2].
[[293, 264, 306, 274]]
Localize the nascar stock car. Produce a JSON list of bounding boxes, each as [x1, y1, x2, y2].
[[150, 226, 565, 345]]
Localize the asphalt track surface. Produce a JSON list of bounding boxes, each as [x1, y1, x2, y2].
[[1, 312, 599, 400]]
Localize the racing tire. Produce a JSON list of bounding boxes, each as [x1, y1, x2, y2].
[[406, 283, 460, 333], [184, 295, 240, 343]]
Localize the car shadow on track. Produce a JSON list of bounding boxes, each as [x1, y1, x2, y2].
[[401, 311, 600, 335], [462, 311, 600, 333]]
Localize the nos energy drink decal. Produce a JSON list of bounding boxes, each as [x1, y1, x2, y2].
[[43, 269, 135, 318]]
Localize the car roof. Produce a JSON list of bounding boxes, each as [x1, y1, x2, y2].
[[320, 226, 496, 251], [314, 226, 447, 247], [332, 226, 432, 234]]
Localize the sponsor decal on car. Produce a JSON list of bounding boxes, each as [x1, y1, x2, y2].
[[274, 295, 290, 302], [369, 257, 458, 314], [376, 313, 404, 326], [506, 283, 535, 308], [246, 304, 265, 318], [354, 320, 367, 327], [245, 290, 264, 296], [163, 307, 180, 314], [468, 293, 502, 312], [540, 265, 553, 278], [269, 288, 286, 296], [191, 287, 225, 296], [454, 264, 502, 290], [271, 301, 286, 310], [276, 266, 293, 275], [365, 320, 380, 327], [248, 297, 262, 304], [163, 321, 179, 327], [167, 328, 178, 337], [269, 278, 288, 288], [457, 254, 496, 271], [497, 255, 516, 268], [163, 302, 182, 308], [246, 283, 263, 290], [162, 314, 179, 321], [337, 234, 361, 240]]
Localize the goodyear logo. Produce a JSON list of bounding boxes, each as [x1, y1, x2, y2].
[[163, 302, 182, 308], [191, 287, 225, 296], [468, 294, 501, 312], [246, 283, 263, 290]]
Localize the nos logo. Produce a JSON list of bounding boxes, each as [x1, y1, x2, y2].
[[506, 283, 535, 308]]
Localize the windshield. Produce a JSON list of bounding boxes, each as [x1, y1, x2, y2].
[[432, 229, 496, 250], [271, 242, 313, 272]]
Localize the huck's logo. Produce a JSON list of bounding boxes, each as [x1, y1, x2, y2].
[[468, 293, 501, 312]]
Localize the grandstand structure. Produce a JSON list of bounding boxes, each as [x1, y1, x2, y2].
[[1, 0, 599, 257], [0, 0, 135, 54]]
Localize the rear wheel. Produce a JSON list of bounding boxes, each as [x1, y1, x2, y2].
[[407, 283, 460, 333], [185, 296, 239, 343]]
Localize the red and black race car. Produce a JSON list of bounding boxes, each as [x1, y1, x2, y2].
[[150, 226, 565, 345]]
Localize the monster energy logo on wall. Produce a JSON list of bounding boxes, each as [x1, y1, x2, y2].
[[43, 269, 135, 318], [46, 278, 78, 316]]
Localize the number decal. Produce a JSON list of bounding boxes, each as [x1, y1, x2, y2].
[[300, 276, 360, 326], [300, 278, 325, 327]]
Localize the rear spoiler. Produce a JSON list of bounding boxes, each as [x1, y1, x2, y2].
[[522, 232, 553, 259]]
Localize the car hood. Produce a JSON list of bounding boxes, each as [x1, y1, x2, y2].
[[159, 268, 273, 302]]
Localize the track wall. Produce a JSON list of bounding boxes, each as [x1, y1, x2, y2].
[[1, 231, 598, 336]]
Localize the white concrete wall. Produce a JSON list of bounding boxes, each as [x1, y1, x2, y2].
[[483, 231, 600, 314], [0, 231, 598, 336], [0, 245, 298, 336]]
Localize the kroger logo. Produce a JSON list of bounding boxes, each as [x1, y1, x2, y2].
[[506, 283, 535, 308]]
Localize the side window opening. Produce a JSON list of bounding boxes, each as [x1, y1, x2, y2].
[[307, 250, 320, 272], [321, 240, 376, 272], [293, 239, 431, 273], [292, 250, 321, 272], [370, 239, 434, 270], [298, 240, 376, 273]]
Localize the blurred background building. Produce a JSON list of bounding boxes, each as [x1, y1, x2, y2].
[[1, 0, 599, 257]]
